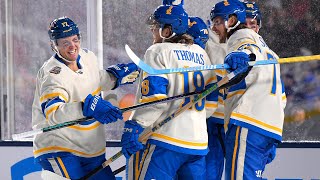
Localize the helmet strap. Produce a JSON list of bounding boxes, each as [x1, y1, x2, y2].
[[225, 20, 240, 32], [159, 28, 176, 40]]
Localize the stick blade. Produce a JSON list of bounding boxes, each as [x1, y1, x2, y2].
[[125, 44, 156, 74]]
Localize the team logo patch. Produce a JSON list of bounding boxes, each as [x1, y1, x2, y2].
[[49, 66, 61, 74]]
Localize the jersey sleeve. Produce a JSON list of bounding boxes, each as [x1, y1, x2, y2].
[[130, 48, 169, 128], [37, 73, 84, 126]]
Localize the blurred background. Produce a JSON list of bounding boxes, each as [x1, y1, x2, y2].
[[0, 0, 319, 141]]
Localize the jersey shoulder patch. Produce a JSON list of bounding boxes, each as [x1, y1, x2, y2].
[[49, 66, 61, 74]]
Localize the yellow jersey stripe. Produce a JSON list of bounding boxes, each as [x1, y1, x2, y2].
[[92, 87, 102, 96], [45, 105, 59, 120], [57, 157, 70, 179], [68, 121, 101, 131], [139, 95, 167, 103], [205, 76, 217, 85], [227, 90, 245, 99], [205, 103, 218, 108], [34, 146, 105, 157], [231, 126, 240, 180], [231, 112, 282, 133], [40, 93, 68, 103], [152, 133, 207, 147]]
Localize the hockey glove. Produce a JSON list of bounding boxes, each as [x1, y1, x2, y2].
[[83, 94, 123, 124], [225, 51, 250, 72], [220, 52, 256, 89], [106, 63, 140, 89], [121, 120, 145, 159]]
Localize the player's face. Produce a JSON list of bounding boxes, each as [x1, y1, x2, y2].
[[56, 35, 80, 61], [211, 17, 227, 43], [246, 18, 260, 33], [150, 26, 162, 44]]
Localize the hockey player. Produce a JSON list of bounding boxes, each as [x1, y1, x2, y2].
[[210, 0, 285, 179], [243, 1, 262, 33], [186, 15, 227, 180], [187, 16, 209, 49], [32, 17, 139, 179], [205, 12, 228, 180], [121, 5, 218, 179]]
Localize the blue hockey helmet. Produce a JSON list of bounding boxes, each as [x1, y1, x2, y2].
[[243, 1, 262, 27], [187, 16, 209, 49], [48, 16, 80, 40], [149, 5, 189, 35], [210, 0, 246, 24]]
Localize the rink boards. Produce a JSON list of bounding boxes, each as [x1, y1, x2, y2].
[[0, 141, 319, 180]]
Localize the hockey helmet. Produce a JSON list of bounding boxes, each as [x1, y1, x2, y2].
[[187, 16, 209, 49], [148, 5, 189, 35], [210, 0, 246, 24], [243, 1, 262, 27], [48, 16, 80, 40]]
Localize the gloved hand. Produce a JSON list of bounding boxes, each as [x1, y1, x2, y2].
[[106, 63, 140, 89], [121, 120, 145, 159], [83, 94, 123, 124], [220, 52, 255, 89], [224, 51, 250, 72]]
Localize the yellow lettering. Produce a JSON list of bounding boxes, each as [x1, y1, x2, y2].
[[246, 4, 254, 8], [141, 80, 150, 95], [189, 21, 197, 28], [61, 22, 69, 27]]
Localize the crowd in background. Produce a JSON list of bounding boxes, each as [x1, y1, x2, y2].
[[257, 0, 320, 141]]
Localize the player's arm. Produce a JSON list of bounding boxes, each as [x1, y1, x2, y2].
[[105, 63, 139, 90], [221, 37, 259, 88], [121, 48, 169, 158], [38, 76, 84, 125], [83, 49, 139, 91], [130, 48, 170, 127], [39, 76, 122, 126]]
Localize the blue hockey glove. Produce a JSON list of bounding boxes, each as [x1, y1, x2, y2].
[[225, 51, 250, 72], [106, 63, 140, 89], [220, 52, 256, 89], [121, 120, 145, 159], [83, 94, 123, 124]]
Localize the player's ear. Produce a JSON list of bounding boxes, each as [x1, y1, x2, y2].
[[162, 26, 173, 38], [227, 15, 238, 28]]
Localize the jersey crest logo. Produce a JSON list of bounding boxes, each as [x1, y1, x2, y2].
[[189, 21, 197, 27], [49, 66, 61, 74], [166, 6, 173, 15]]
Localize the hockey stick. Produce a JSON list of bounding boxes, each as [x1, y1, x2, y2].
[[125, 44, 320, 75], [79, 65, 248, 180], [12, 90, 204, 140], [113, 165, 126, 175]]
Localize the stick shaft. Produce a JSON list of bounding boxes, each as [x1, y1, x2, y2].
[[82, 66, 246, 179], [12, 90, 200, 140]]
